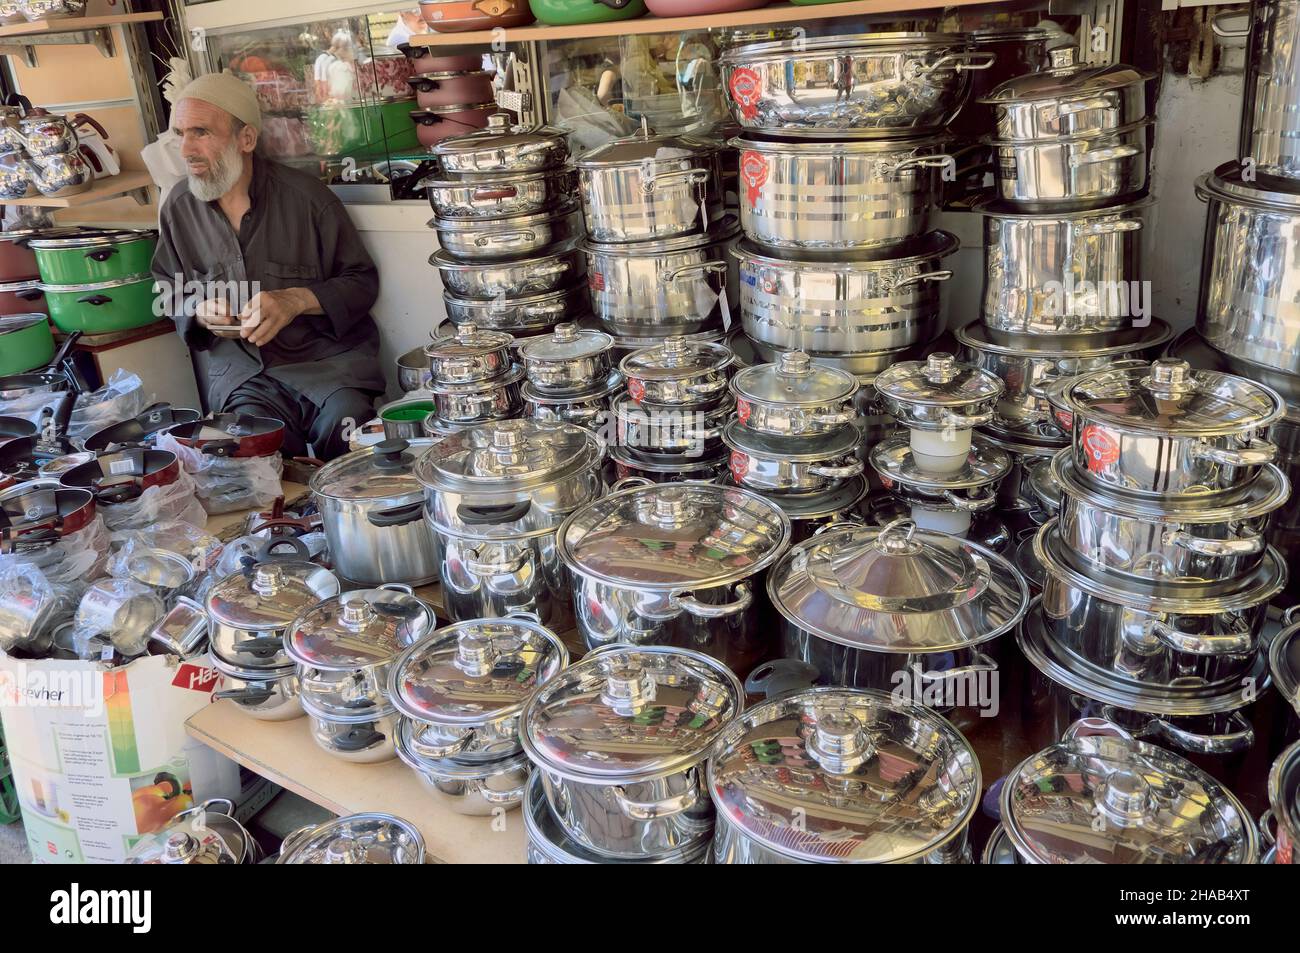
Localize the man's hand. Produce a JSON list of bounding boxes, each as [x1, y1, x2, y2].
[[195, 296, 237, 330], [239, 288, 319, 347]]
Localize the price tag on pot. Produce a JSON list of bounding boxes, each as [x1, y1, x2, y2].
[[1080, 424, 1120, 473], [719, 285, 732, 332], [880, 475, 894, 490], [736, 399, 752, 425], [740, 150, 768, 206], [627, 378, 647, 403], [729, 67, 763, 121], [729, 451, 750, 483]]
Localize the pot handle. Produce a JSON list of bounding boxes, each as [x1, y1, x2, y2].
[[85, 247, 117, 262], [229, 636, 287, 658], [1078, 218, 1143, 235], [686, 377, 728, 396], [534, 260, 571, 278], [71, 114, 109, 141], [943, 488, 996, 512], [473, 778, 529, 805], [1055, 96, 1115, 117], [475, 229, 535, 247], [465, 546, 531, 577], [472, 186, 517, 201], [891, 270, 953, 291], [16, 287, 43, 301], [612, 770, 701, 819], [744, 659, 821, 700], [915, 651, 998, 682], [1070, 143, 1142, 168], [332, 726, 387, 753], [887, 153, 956, 178], [1148, 711, 1254, 755], [213, 686, 276, 704], [609, 476, 654, 492], [913, 51, 998, 76], [1063, 717, 1135, 741], [1147, 619, 1254, 657], [367, 501, 425, 528], [1284, 604, 1300, 626], [1194, 439, 1277, 467], [809, 458, 864, 480], [77, 294, 113, 306], [456, 500, 532, 525], [1259, 809, 1278, 847], [675, 582, 753, 619], [640, 166, 709, 194], [940, 407, 994, 429], [1211, 10, 1251, 37], [663, 261, 727, 284], [810, 409, 856, 426], [1164, 529, 1264, 558]]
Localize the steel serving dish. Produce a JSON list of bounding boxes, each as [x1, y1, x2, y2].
[[519, 322, 614, 394], [424, 364, 525, 423]]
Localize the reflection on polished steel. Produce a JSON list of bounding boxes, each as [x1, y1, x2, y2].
[[988, 120, 1151, 208], [729, 350, 859, 438], [423, 364, 525, 423], [874, 353, 1003, 432], [425, 167, 575, 220], [723, 421, 863, 493], [442, 285, 586, 333], [1226, 0, 1300, 180], [432, 202, 583, 262], [431, 243, 584, 299], [438, 529, 573, 629], [519, 323, 614, 395]]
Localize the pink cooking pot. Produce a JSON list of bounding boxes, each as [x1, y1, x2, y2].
[[410, 105, 495, 148], [397, 47, 486, 75], [0, 280, 45, 317], [408, 71, 495, 110]]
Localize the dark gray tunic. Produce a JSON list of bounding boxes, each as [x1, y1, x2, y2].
[[151, 156, 385, 410]]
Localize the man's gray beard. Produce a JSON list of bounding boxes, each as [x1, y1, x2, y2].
[[187, 141, 244, 201]]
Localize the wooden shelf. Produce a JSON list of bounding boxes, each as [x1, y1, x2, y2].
[[0, 11, 162, 38], [0, 169, 153, 207], [186, 704, 526, 864], [409, 0, 997, 46]]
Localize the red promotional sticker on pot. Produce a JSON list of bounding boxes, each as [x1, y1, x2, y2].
[[729, 451, 750, 483], [1054, 409, 1073, 430], [1081, 424, 1120, 472], [588, 272, 605, 292], [615, 462, 631, 480], [736, 398, 752, 425], [729, 67, 763, 121], [1279, 828, 1293, 866], [627, 378, 646, 403], [880, 476, 894, 490], [739, 151, 768, 205]]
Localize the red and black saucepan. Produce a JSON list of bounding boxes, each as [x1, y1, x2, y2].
[[0, 484, 95, 555], [84, 403, 201, 452], [0, 435, 54, 490], [164, 413, 284, 458], [59, 448, 181, 505]]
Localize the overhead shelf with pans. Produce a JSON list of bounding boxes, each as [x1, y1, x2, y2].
[[0, 169, 154, 207]]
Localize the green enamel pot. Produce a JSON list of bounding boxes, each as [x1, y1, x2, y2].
[[41, 275, 159, 334], [29, 229, 158, 286], [529, 0, 646, 26], [0, 313, 55, 376], [308, 97, 421, 158]]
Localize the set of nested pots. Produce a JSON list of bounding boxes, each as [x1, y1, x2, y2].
[[868, 353, 1011, 551], [427, 113, 588, 342], [419, 324, 524, 435], [1022, 358, 1292, 780], [517, 322, 621, 432]]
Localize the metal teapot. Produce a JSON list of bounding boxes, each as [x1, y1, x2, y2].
[[3, 96, 107, 158], [21, 151, 93, 197]]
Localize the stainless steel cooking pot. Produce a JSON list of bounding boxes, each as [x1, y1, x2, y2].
[[723, 420, 862, 493], [519, 322, 614, 394], [710, 686, 981, 864], [443, 284, 587, 332], [735, 232, 957, 356], [731, 135, 953, 251], [873, 352, 1003, 433], [431, 243, 584, 299], [432, 201, 583, 261], [125, 799, 261, 865], [608, 447, 729, 485], [520, 644, 743, 859], [613, 394, 731, 457], [276, 813, 425, 864], [301, 696, 401, 764], [760, 476, 868, 544], [1214, 1, 1300, 182], [424, 323, 514, 385], [433, 112, 570, 175], [729, 349, 858, 437], [619, 335, 734, 406], [869, 433, 1011, 514], [557, 482, 791, 676], [211, 656, 303, 722], [987, 120, 1152, 209], [981, 425, 1068, 518], [523, 372, 621, 430], [425, 167, 574, 219], [396, 723, 531, 815], [424, 364, 525, 423]]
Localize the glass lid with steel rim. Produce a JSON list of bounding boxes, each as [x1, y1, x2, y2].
[[432, 199, 579, 232], [388, 616, 568, 725], [520, 645, 743, 782], [1001, 723, 1260, 864], [413, 419, 602, 493], [979, 46, 1151, 103], [870, 434, 1011, 490], [767, 519, 1029, 652], [575, 126, 720, 168], [873, 353, 1004, 408], [519, 322, 613, 363], [708, 687, 981, 864], [1270, 621, 1300, 720], [277, 813, 426, 865], [310, 437, 435, 502], [285, 588, 435, 671], [720, 31, 967, 61], [206, 556, 340, 631], [125, 802, 251, 865], [619, 335, 734, 382], [1066, 359, 1285, 436], [731, 349, 859, 408], [432, 112, 569, 169], [558, 483, 791, 591], [425, 322, 514, 360]]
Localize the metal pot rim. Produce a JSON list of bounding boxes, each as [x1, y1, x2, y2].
[[522, 370, 623, 403], [442, 285, 579, 309], [26, 229, 157, 250], [974, 194, 1153, 220], [734, 231, 959, 270], [608, 445, 727, 474], [38, 272, 153, 293], [430, 241, 579, 271], [727, 134, 951, 156], [425, 167, 569, 189], [955, 318, 1172, 358], [301, 695, 398, 724], [984, 116, 1153, 147], [424, 363, 525, 395], [431, 199, 579, 233], [582, 216, 740, 256], [722, 420, 860, 462], [1196, 161, 1300, 213], [720, 31, 968, 62]]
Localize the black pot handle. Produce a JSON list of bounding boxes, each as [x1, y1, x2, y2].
[[214, 687, 275, 704], [332, 727, 385, 752], [16, 288, 43, 301], [744, 659, 821, 700], [372, 438, 411, 471], [256, 536, 308, 563], [77, 294, 113, 306], [367, 501, 423, 527], [595, 0, 633, 7], [200, 439, 239, 456], [85, 248, 117, 262], [95, 481, 141, 504], [231, 636, 286, 658], [456, 500, 532, 525], [5, 93, 32, 114]]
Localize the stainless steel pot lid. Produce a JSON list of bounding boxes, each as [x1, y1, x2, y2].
[[731, 350, 859, 408], [520, 322, 612, 363], [974, 193, 1153, 220], [619, 335, 734, 382], [708, 687, 980, 864], [310, 437, 436, 502], [415, 420, 602, 493], [1002, 725, 1258, 864], [430, 242, 579, 272], [125, 802, 250, 865], [581, 215, 739, 256], [575, 127, 720, 168], [432, 112, 569, 171], [558, 483, 790, 591], [388, 615, 568, 725], [979, 46, 1151, 104], [286, 588, 434, 671], [734, 230, 959, 270], [874, 353, 1003, 408], [396, 722, 530, 779], [1270, 623, 1300, 719], [1066, 359, 1285, 437], [956, 318, 1173, 359], [127, 549, 194, 589], [520, 644, 743, 782], [522, 370, 624, 404], [425, 323, 514, 361], [870, 434, 1011, 492], [277, 813, 425, 865], [26, 228, 157, 249], [723, 419, 860, 462], [984, 116, 1153, 146], [720, 31, 967, 61], [431, 198, 579, 233], [1013, 534, 1047, 590], [766, 475, 869, 521], [424, 363, 526, 395], [728, 134, 950, 156], [1197, 160, 1300, 212], [767, 519, 1029, 652], [206, 560, 340, 632], [1028, 458, 1062, 512]]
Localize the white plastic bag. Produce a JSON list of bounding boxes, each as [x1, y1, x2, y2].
[[69, 370, 149, 448], [0, 515, 111, 603], [107, 520, 223, 580], [155, 432, 284, 515], [100, 469, 207, 536]]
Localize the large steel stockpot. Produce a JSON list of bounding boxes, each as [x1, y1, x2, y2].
[[431, 243, 585, 299], [1051, 448, 1289, 584], [723, 421, 863, 493], [309, 438, 442, 587], [519, 322, 614, 395], [432, 112, 571, 175], [1195, 163, 1300, 375], [520, 644, 743, 860], [583, 218, 738, 338], [718, 33, 993, 138], [999, 719, 1260, 864], [709, 687, 981, 864], [729, 349, 858, 438], [731, 135, 953, 252], [575, 130, 724, 243], [415, 420, 605, 627], [432, 201, 583, 261], [735, 231, 957, 357], [1214, 1, 1300, 182], [1065, 358, 1286, 499], [1267, 740, 1300, 864], [557, 482, 791, 677], [387, 615, 568, 763], [979, 198, 1151, 334], [1034, 521, 1285, 689], [619, 335, 734, 406], [767, 519, 1028, 718]]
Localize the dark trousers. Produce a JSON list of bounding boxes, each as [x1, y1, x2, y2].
[[223, 375, 377, 461]]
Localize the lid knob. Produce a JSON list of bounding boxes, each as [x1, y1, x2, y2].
[[454, 631, 498, 677], [456, 323, 479, 342], [486, 112, 511, 130], [1048, 46, 1078, 69], [776, 350, 812, 378], [322, 837, 368, 864], [339, 596, 377, 630], [1097, 768, 1153, 827], [807, 710, 873, 775], [251, 563, 284, 597], [874, 518, 923, 556], [660, 336, 687, 360], [552, 323, 578, 343], [491, 427, 524, 450], [601, 662, 656, 716], [161, 832, 199, 863], [1142, 359, 1196, 397], [373, 438, 411, 470], [923, 353, 959, 385]]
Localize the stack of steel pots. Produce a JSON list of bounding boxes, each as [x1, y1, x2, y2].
[[722, 349, 867, 542], [388, 616, 568, 817], [414, 419, 605, 630], [520, 644, 743, 864], [869, 353, 1011, 550], [610, 335, 735, 485], [420, 324, 524, 437], [1022, 358, 1291, 781], [575, 126, 736, 343], [720, 31, 984, 375], [517, 322, 622, 433], [428, 114, 588, 340]]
